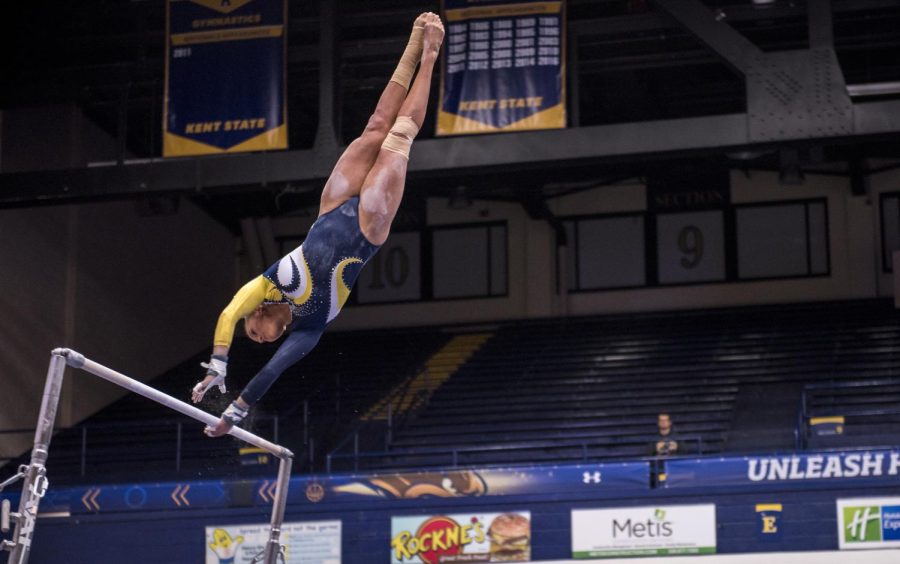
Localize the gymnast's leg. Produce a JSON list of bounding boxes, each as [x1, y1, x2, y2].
[[358, 13, 444, 245], [317, 13, 430, 216]]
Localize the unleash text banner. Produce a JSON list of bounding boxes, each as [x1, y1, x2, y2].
[[164, 0, 287, 156], [438, 0, 566, 135], [572, 505, 716, 558], [664, 450, 900, 489]]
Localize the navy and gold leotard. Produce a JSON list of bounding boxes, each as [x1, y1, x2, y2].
[[213, 197, 379, 405], [262, 196, 378, 328]]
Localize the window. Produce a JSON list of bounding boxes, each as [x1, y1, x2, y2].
[[432, 223, 508, 299], [881, 192, 900, 272], [564, 215, 645, 290], [736, 200, 829, 279]]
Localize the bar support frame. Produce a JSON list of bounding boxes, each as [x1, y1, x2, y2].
[[1, 348, 294, 564]]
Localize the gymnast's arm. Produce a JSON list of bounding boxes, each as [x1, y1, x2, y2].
[[204, 326, 323, 437], [191, 276, 270, 403], [213, 276, 272, 353]]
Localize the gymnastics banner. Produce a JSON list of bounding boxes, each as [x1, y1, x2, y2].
[[164, 0, 287, 156], [438, 0, 566, 135], [664, 450, 900, 489], [204, 520, 340, 564]]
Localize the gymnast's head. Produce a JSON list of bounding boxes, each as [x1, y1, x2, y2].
[[244, 305, 287, 344]]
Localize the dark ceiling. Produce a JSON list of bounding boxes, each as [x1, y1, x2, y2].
[[3, 0, 900, 225]]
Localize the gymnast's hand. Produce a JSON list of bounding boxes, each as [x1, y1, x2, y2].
[[204, 401, 248, 438], [203, 416, 233, 438], [191, 355, 228, 403]]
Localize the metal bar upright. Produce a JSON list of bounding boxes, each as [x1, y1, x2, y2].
[[5, 348, 294, 564], [261, 456, 293, 564], [5, 351, 66, 564]]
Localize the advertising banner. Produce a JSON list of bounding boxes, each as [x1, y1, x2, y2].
[[438, 0, 565, 135], [204, 520, 340, 564], [301, 462, 648, 506], [571, 504, 716, 558], [664, 450, 900, 489], [837, 497, 900, 550], [7, 462, 648, 517], [164, 0, 287, 156], [391, 511, 531, 563]]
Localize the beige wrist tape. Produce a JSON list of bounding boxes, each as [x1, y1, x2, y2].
[[381, 116, 420, 159], [390, 24, 424, 90]]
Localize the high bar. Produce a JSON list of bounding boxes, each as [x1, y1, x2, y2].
[[52, 348, 293, 460]]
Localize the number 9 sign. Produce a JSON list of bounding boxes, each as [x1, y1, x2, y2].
[[657, 211, 725, 284]]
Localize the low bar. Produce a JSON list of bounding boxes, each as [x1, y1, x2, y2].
[[62, 349, 292, 459], [2, 348, 294, 564]]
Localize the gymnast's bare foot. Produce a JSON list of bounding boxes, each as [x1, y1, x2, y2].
[[414, 12, 428, 32], [422, 13, 444, 57]]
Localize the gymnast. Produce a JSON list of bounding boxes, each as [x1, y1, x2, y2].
[[191, 12, 444, 437]]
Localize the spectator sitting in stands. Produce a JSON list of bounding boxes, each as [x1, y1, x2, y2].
[[653, 413, 679, 456]]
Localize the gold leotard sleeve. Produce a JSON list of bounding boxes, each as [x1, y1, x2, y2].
[[213, 276, 280, 348]]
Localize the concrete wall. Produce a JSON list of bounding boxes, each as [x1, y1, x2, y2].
[[870, 167, 900, 298], [321, 170, 885, 330], [0, 198, 234, 463], [0, 105, 124, 173]]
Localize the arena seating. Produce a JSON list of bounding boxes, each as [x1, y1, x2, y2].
[[802, 377, 900, 448], [336, 299, 900, 470], [12, 299, 900, 480]]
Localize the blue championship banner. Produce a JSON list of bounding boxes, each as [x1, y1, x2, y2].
[[164, 0, 287, 156], [664, 449, 900, 490], [438, 0, 566, 135]]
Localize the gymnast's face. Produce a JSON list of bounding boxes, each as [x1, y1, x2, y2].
[[245, 306, 286, 344]]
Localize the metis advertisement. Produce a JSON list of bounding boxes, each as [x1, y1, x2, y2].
[[837, 497, 900, 550], [391, 512, 531, 563], [571, 504, 716, 558], [204, 520, 340, 564]]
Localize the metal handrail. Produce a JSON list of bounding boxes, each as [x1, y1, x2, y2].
[[803, 377, 900, 391], [326, 434, 708, 472]]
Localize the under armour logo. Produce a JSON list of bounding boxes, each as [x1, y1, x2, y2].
[[582, 471, 602, 484]]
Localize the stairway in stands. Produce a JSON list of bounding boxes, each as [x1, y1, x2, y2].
[[363, 332, 494, 421]]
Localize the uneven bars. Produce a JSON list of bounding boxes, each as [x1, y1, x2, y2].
[[3, 348, 293, 564], [55, 348, 293, 460]]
